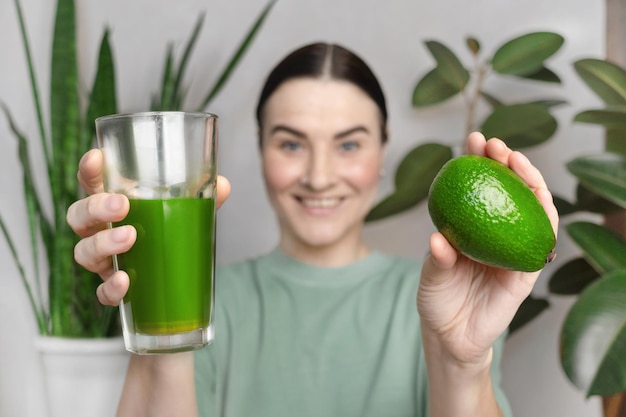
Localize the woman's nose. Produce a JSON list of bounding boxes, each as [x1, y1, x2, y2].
[[300, 150, 336, 190]]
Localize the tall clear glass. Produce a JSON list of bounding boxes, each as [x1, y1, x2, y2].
[[96, 111, 218, 354]]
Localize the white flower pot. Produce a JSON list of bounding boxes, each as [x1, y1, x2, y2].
[[35, 336, 130, 417]]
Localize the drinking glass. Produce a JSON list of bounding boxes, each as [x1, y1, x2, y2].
[[96, 111, 218, 354]]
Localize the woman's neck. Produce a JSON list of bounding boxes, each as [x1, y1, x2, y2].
[[278, 238, 370, 268]]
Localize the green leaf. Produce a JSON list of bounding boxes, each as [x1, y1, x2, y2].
[[492, 32, 564, 77], [574, 59, 626, 105], [171, 13, 205, 108], [412, 68, 461, 107], [156, 44, 176, 110], [567, 153, 626, 208], [466, 37, 480, 55], [49, 0, 83, 336], [574, 106, 626, 129], [13, 0, 50, 166], [560, 269, 626, 396], [508, 295, 549, 335], [479, 91, 504, 108], [566, 221, 626, 274], [517, 66, 561, 83], [607, 128, 626, 156], [549, 257, 600, 295], [575, 183, 623, 214], [366, 143, 452, 222], [424, 40, 470, 90], [552, 194, 578, 216], [527, 98, 568, 109], [86, 28, 117, 144], [0, 214, 47, 334], [197, 0, 276, 110], [479, 103, 558, 148]]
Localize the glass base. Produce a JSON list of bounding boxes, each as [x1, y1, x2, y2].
[[123, 324, 214, 355]]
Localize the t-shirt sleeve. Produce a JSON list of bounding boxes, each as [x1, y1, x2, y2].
[[491, 332, 513, 417], [194, 345, 217, 417]]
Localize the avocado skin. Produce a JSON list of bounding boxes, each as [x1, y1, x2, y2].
[[428, 155, 556, 272]]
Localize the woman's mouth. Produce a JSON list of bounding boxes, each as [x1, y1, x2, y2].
[[297, 197, 342, 209]]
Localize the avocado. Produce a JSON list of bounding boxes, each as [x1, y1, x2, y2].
[[428, 154, 556, 272]]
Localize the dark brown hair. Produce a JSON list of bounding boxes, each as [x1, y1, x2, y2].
[[255, 42, 388, 143]]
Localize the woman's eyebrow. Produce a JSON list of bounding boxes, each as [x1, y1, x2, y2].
[[269, 125, 306, 138], [334, 126, 370, 139]]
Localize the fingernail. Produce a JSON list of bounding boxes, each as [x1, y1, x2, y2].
[[111, 226, 129, 243], [106, 195, 124, 212]]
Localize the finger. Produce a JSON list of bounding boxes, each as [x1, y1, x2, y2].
[[428, 232, 458, 271], [508, 151, 548, 191], [74, 225, 136, 274], [216, 175, 231, 209], [67, 193, 130, 238], [537, 187, 560, 238], [96, 270, 130, 306], [483, 137, 514, 165], [78, 149, 105, 195], [465, 131, 487, 155]]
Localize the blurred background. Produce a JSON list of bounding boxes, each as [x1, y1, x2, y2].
[[0, 0, 609, 415]]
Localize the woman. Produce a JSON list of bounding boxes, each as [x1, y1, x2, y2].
[[68, 42, 558, 417]]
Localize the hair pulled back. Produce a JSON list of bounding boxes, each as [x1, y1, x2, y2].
[[255, 42, 388, 143]]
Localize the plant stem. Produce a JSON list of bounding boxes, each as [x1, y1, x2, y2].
[[464, 57, 489, 138]]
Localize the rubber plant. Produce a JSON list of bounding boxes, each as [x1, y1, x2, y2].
[[547, 58, 626, 399], [365, 32, 566, 333], [0, 0, 274, 338]]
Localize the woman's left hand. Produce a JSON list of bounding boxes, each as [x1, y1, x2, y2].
[[416, 131, 559, 366]]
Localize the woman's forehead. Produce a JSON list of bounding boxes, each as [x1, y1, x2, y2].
[[262, 78, 381, 124]]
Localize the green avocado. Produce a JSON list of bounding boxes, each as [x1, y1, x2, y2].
[[427, 154, 556, 272]]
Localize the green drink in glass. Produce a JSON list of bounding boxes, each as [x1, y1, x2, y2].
[[97, 111, 218, 354]]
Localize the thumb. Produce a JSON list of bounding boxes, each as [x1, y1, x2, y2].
[[421, 232, 459, 286]]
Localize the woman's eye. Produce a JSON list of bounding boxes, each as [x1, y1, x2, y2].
[[280, 140, 302, 151], [339, 141, 359, 151]]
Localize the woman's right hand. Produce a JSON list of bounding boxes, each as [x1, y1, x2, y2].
[[66, 148, 232, 307]]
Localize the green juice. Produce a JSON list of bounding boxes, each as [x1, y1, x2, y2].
[[115, 198, 215, 335]]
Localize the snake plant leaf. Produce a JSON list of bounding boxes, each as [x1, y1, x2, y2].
[[49, 0, 82, 336], [197, 0, 276, 110], [412, 68, 461, 107], [155, 44, 176, 110], [0, 214, 47, 333], [566, 221, 626, 274], [466, 37, 480, 55], [86, 28, 117, 144], [575, 183, 623, 214], [171, 13, 205, 107], [567, 153, 626, 208], [574, 59, 626, 105], [424, 40, 470, 90], [366, 143, 452, 222], [13, 0, 50, 165], [508, 295, 549, 335], [480, 103, 557, 149], [549, 257, 600, 295], [517, 66, 561, 83], [492, 32, 564, 77], [560, 268, 626, 396], [574, 106, 626, 129]]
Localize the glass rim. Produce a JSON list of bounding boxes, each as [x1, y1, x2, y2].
[[95, 111, 218, 123]]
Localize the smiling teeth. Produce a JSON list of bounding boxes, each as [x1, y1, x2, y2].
[[301, 198, 340, 208]]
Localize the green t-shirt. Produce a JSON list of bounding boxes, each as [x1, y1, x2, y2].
[[195, 249, 512, 417]]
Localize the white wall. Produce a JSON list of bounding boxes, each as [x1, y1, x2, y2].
[[0, 0, 606, 415]]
